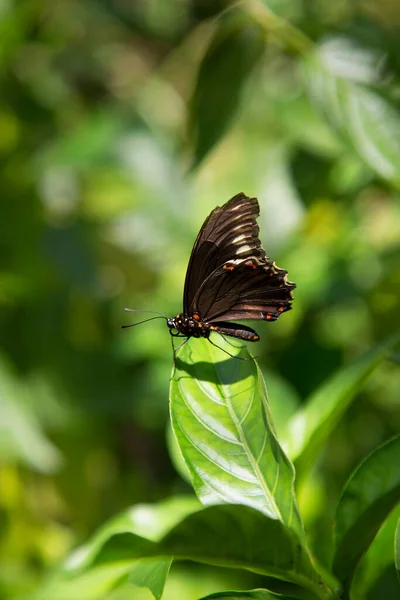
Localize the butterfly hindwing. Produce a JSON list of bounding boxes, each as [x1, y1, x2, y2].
[[192, 256, 294, 326]]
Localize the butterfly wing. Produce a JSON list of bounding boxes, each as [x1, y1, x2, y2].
[[183, 193, 265, 312], [193, 258, 295, 323], [183, 193, 295, 333]]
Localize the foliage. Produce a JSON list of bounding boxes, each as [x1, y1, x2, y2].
[[1, 1, 400, 599]]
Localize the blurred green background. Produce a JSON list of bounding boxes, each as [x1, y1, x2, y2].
[[0, 1, 399, 599]]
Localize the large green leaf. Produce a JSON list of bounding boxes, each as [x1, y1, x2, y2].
[[199, 582, 314, 599], [199, 589, 286, 600], [283, 333, 400, 471], [31, 498, 198, 600], [304, 40, 400, 188], [65, 495, 199, 572], [170, 336, 304, 542], [67, 503, 335, 599], [24, 563, 133, 600], [352, 505, 400, 598], [189, 10, 265, 168], [26, 558, 171, 600], [332, 436, 400, 592], [200, 591, 274, 600]]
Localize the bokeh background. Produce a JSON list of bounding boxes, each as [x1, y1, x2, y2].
[[1, 1, 399, 599]]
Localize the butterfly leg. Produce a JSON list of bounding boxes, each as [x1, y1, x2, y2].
[[169, 333, 189, 379], [207, 335, 255, 361]]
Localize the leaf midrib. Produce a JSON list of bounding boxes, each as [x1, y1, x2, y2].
[[204, 343, 284, 523]]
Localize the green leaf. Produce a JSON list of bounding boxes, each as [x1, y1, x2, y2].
[[198, 582, 315, 599], [27, 559, 170, 600], [24, 563, 133, 600], [189, 10, 265, 168], [332, 435, 400, 592], [198, 588, 282, 599], [129, 558, 172, 600], [32, 498, 197, 600], [170, 336, 304, 542], [65, 495, 200, 572], [352, 506, 400, 598], [283, 333, 400, 471], [304, 42, 400, 188], [68, 503, 332, 599]]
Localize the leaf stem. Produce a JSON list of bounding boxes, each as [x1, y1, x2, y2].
[[245, 0, 314, 55]]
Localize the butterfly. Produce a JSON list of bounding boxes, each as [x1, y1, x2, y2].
[[124, 193, 295, 357]]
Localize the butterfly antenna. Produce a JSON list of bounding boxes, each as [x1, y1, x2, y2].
[[121, 315, 166, 329], [207, 336, 255, 361], [124, 308, 168, 319]]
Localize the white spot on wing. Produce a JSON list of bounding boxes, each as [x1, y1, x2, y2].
[[236, 245, 252, 254], [232, 234, 246, 244]]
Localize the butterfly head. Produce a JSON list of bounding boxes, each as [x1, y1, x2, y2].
[[167, 316, 178, 330], [167, 313, 209, 339]]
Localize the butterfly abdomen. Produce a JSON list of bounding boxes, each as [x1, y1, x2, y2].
[[209, 322, 260, 342]]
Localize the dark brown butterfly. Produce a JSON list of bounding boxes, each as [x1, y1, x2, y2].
[[124, 193, 295, 356], [168, 192, 295, 343]]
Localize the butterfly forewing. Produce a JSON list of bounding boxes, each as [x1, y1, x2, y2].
[[183, 193, 265, 313]]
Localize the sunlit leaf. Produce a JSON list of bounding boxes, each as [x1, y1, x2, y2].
[[31, 559, 172, 600], [65, 495, 199, 572], [189, 10, 265, 168], [283, 333, 400, 471], [313, 37, 383, 85], [24, 563, 133, 600], [34, 499, 197, 600], [305, 42, 400, 188], [198, 582, 313, 599], [170, 336, 304, 542], [198, 589, 277, 600], [67, 503, 327, 597], [352, 506, 400, 598], [332, 435, 400, 592]]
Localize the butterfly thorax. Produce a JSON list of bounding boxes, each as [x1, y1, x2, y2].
[[167, 313, 210, 338]]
